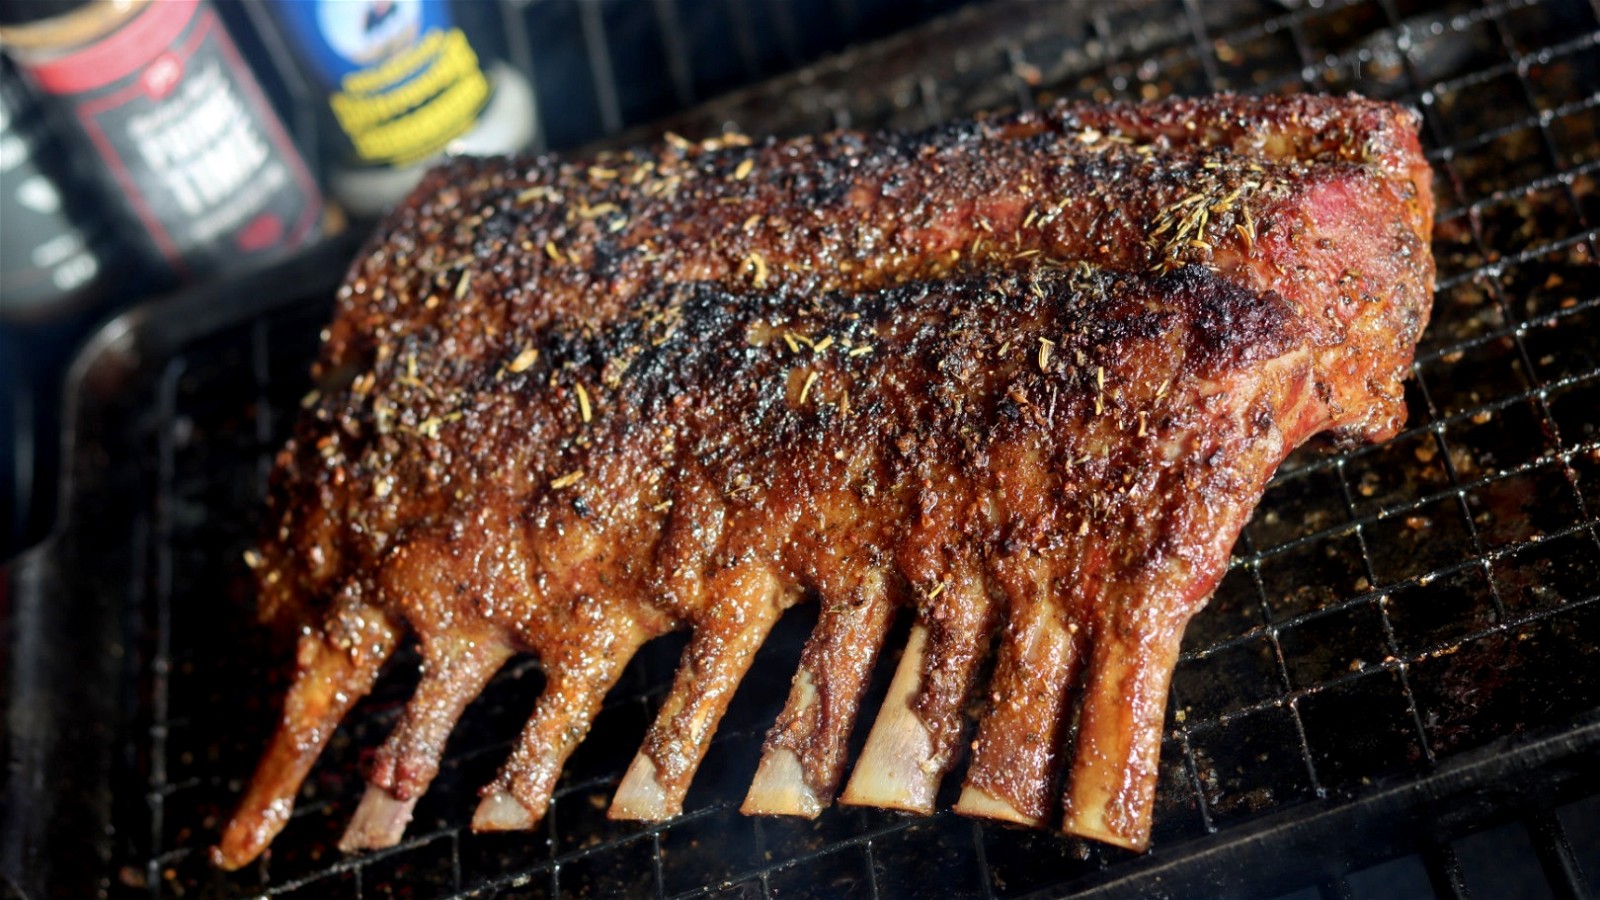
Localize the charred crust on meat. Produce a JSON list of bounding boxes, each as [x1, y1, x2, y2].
[[216, 95, 1435, 870]]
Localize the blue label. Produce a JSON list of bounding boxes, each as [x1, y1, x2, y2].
[[271, 0, 455, 87], [268, 0, 492, 166]]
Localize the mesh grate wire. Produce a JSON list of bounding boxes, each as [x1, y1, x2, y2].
[[108, 0, 1600, 897]]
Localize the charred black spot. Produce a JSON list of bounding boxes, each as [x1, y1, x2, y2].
[[1164, 266, 1303, 368]]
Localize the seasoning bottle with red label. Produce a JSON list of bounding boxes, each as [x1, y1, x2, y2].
[[0, 0, 326, 281]]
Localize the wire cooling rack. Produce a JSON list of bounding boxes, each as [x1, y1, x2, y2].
[[26, 0, 1597, 897]]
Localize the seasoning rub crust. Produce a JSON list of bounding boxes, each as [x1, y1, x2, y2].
[[213, 94, 1434, 869]]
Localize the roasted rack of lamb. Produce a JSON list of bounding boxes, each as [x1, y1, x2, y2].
[[213, 94, 1435, 869]]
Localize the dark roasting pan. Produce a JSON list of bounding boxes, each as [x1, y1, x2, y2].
[[5, 0, 1600, 897]]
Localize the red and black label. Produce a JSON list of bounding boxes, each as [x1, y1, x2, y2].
[[20, 0, 322, 278]]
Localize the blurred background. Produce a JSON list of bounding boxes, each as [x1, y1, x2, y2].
[[0, 0, 978, 560]]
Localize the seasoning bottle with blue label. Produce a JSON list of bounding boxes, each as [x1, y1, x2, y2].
[[259, 0, 535, 217], [0, 0, 325, 281]]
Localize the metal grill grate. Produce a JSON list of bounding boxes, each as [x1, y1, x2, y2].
[[34, 0, 1595, 897], [514, 0, 980, 152]]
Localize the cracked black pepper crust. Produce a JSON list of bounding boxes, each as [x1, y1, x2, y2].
[[318, 93, 1431, 405], [269, 93, 1433, 621], [268, 261, 1312, 624]]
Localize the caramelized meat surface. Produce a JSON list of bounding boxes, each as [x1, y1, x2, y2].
[[215, 95, 1434, 869]]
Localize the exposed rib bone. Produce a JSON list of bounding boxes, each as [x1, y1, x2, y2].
[[471, 619, 653, 831], [340, 789, 416, 853], [213, 605, 399, 870], [340, 631, 514, 851], [745, 746, 819, 816], [837, 621, 937, 812], [840, 569, 991, 813], [744, 570, 894, 816], [955, 560, 1086, 827], [610, 566, 785, 820], [1059, 609, 1186, 851], [473, 788, 536, 831]]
